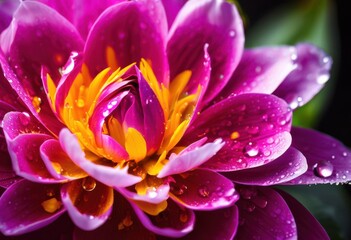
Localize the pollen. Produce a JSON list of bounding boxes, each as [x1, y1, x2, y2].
[[41, 198, 62, 213], [230, 131, 240, 140]]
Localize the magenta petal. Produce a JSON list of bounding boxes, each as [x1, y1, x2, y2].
[[73, 193, 156, 240], [178, 205, 239, 240], [167, 0, 244, 105], [0, 180, 64, 236], [41, 139, 88, 181], [131, 199, 195, 238], [213, 46, 297, 102], [84, 0, 168, 84], [158, 139, 224, 178], [184, 93, 292, 171], [274, 43, 332, 109], [278, 190, 329, 240], [0, 68, 24, 113], [59, 128, 142, 188], [0, 0, 19, 32], [287, 127, 351, 185], [118, 183, 170, 204], [170, 169, 238, 210], [161, 0, 187, 28], [61, 180, 113, 231], [235, 186, 297, 239], [37, 0, 124, 39], [225, 147, 307, 186]]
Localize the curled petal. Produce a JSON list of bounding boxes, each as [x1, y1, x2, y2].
[[84, 0, 169, 83], [184, 93, 292, 171], [278, 190, 330, 240], [168, 0, 244, 105], [0, 180, 64, 236], [274, 43, 332, 109], [158, 138, 224, 178], [41, 139, 88, 181], [61, 179, 113, 231], [225, 147, 307, 186], [73, 192, 156, 240], [170, 169, 238, 210], [59, 128, 142, 188], [131, 199, 195, 238], [235, 186, 297, 239], [287, 127, 351, 185], [213, 46, 297, 102]]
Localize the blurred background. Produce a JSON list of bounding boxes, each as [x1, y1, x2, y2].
[[236, 0, 350, 239]]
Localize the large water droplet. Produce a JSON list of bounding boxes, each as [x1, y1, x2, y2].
[[316, 73, 330, 84], [198, 185, 210, 198], [313, 161, 333, 178], [82, 177, 97, 191], [32, 96, 42, 113], [243, 142, 259, 157]]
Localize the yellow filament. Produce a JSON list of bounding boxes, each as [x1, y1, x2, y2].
[[125, 128, 147, 162]]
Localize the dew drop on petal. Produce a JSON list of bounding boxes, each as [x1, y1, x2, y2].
[[229, 30, 236, 37], [19, 112, 31, 126], [316, 73, 330, 84], [41, 198, 62, 213], [243, 142, 259, 157], [313, 161, 333, 178], [179, 212, 189, 223], [32, 96, 42, 113], [198, 185, 210, 198], [82, 177, 97, 191]]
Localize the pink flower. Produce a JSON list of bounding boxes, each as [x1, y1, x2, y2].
[[0, 0, 348, 239]]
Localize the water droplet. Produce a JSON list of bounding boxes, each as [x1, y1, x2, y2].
[[198, 185, 210, 198], [76, 98, 85, 108], [46, 188, 55, 197], [255, 66, 262, 73], [342, 152, 348, 157], [243, 142, 259, 157], [179, 212, 188, 223], [313, 161, 333, 178], [146, 187, 158, 199], [32, 96, 42, 113], [171, 184, 188, 196], [82, 177, 97, 191], [230, 131, 240, 140], [41, 198, 62, 213], [239, 187, 257, 200], [229, 30, 236, 37], [316, 73, 329, 84], [247, 125, 260, 135]]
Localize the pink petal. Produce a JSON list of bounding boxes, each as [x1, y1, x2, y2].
[[158, 139, 224, 178], [170, 169, 238, 210], [278, 190, 329, 240], [212, 46, 297, 102], [0, 180, 64, 236], [183, 93, 292, 171], [0, 0, 19, 32], [274, 43, 332, 109], [59, 128, 142, 188], [161, 0, 187, 28], [167, 0, 244, 105], [225, 147, 308, 186], [131, 199, 195, 238], [84, 0, 169, 84], [61, 179, 113, 231], [73, 192, 156, 240], [287, 127, 351, 184], [40, 139, 88, 181], [235, 186, 297, 239]]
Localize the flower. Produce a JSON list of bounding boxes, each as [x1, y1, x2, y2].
[[0, 0, 349, 239]]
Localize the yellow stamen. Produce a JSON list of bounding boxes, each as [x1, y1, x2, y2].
[[106, 45, 118, 70]]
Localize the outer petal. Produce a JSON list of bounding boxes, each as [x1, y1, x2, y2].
[[73, 193, 156, 240], [59, 128, 142, 188], [40, 139, 88, 181], [178, 205, 238, 240], [0, 0, 19, 32], [287, 127, 351, 184], [278, 190, 330, 240], [3, 112, 60, 183], [36, 0, 124, 39], [170, 169, 238, 210], [158, 139, 224, 178], [61, 179, 113, 231], [0, 180, 64, 236], [274, 43, 332, 109], [84, 0, 168, 84], [212, 46, 297, 102], [235, 186, 297, 240], [0, 1, 84, 135], [131, 199, 195, 238], [183, 93, 292, 171], [167, 0, 244, 106], [225, 147, 307, 186], [161, 0, 187, 28]]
